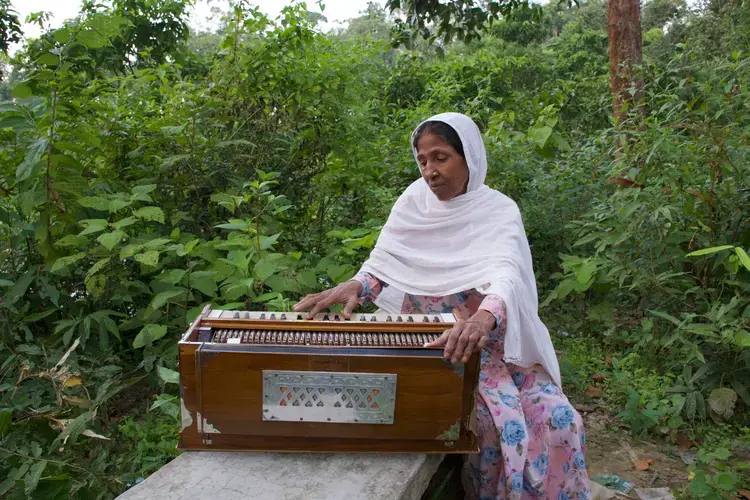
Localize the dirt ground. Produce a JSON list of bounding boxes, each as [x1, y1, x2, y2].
[[582, 410, 690, 492], [421, 408, 690, 499]]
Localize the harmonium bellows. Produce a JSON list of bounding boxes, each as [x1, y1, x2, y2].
[[178, 306, 480, 453]]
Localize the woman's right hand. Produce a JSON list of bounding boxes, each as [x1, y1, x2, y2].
[[292, 280, 363, 319]]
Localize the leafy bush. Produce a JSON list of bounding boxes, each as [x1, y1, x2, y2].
[[0, 0, 748, 497]]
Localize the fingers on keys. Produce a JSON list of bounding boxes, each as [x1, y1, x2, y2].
[[424, 329, 449, 348], [342, 295, 358, 320], [293, 293, 318, 312], [443, 323, 464, 362]]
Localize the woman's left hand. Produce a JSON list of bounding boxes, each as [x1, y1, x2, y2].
[[426, 309, 496, 364]]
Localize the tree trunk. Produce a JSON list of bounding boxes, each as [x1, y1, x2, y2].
[[608, 0, 644, 126]]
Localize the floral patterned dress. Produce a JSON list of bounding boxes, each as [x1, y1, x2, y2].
[[353, 272, 591, 500]]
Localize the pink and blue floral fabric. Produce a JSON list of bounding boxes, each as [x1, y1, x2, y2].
[[352, 272, 591, 500]]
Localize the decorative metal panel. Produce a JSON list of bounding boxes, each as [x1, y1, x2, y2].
[[262, 370, 397, 424]]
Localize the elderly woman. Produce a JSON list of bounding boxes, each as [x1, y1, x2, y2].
[[294, 112, 591, 500]]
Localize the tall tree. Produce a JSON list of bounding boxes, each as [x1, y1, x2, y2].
[[0, 0, 22, 77], [385, 0, 556, 44], [607, 0, 643, 126], [386, 0, 643, 127]]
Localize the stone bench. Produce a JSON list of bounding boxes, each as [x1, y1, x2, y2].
[[116, 451, 444, 500]]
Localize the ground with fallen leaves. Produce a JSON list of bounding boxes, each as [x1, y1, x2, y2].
[[583, 411, 689, 493]]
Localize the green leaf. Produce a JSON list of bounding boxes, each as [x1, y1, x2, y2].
[[37, 53, 59, 66], [22, 309, 56, 323], [708, 388, 737, 418], [576, 261, 597, 285], [134, 206, 165, 224], [555, 279, 576, 299], [157, 367, 180, 385], [299, 269, 318, 289], [55, 234, 88, 247], [108, 198, 132, 213], [730, 378, 750, 406], [78, 219, 109, 236], [78, 196, 111, 211], [16, 138, 48, 182], [0, 410, 11, 435], [254, 258, 281, 281], [685, 245, 735, 257], [689, 472, 711, 496], [157, 269, 187, 284], [150, 395, 179, 417], [24, 460, 47, 495], [161, 125, 186, 136], [647, 309, 682, 327], [735, 247, 750, 272], [120, 244, 143, 259], [133, 324, 168, 348], [51, 253, 86, 273], [97, 230, 126, 251], [52, 411, 90, 449], [86, 257, 111, 279], [713, 447, 732, 460], [686, 391, 696, 420], [131, 192, 153, 203], [260, 233, 281, 250], [529, 125, 552, 147], [11, 81, 33, 99], [734, 330, 750, 347], [77, 28, 109, 48], [695, 391, 706, 420], [132, 184, 157, 195], [53, 27, 71, 43], [714, 472, 735, 491], [215, 139, 257, 148], [188, 271, 217, 297], [0, 476, 15, 496], [148, 290, 185, 311], [113, 217, 138, 230], [143, 238, 171, 249], [160, 154, 190, 168], [215, 220, 250, 231], [134, 251, 159, 267], [6, 271, 35, 305]]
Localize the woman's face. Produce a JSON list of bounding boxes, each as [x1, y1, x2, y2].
[[416, 132, 469, 201]]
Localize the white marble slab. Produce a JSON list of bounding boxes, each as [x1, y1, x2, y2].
[[116, 452, 444, 500]]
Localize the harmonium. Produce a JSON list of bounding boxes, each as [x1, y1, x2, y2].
[[177, 306, 480, 453]]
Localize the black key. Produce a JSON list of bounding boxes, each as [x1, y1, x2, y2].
[[323, 314, 330, 321], [244, 312, 250, 319], [360, 315, 366, 321], [397, 316, 403, 322], [423, 316, 429, 322], [370, 315, 377, 322], [407, 316, 414, 322], [386, 315, 393, 322], [280, 314, 286, 320], [334, 315, 340, 321], [297, 314, 303, 320], [270, 313, 276, 320], [233, 312, 240, 319], [260, 313, 266, 319]]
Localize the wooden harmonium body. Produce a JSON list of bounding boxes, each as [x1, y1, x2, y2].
[[178, 307, 480, 453]]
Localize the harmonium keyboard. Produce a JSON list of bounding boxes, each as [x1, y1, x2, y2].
[[177, 306, 480, 453]]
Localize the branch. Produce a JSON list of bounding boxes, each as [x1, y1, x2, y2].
[[45, 89, 66, 214]]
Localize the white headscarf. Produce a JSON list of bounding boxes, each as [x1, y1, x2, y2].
[[358, 112, 562, 387]]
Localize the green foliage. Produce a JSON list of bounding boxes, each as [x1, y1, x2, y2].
[[685, 445, 750, 499], [0, 0, 22, 61], [0, 0, 748, 496]]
